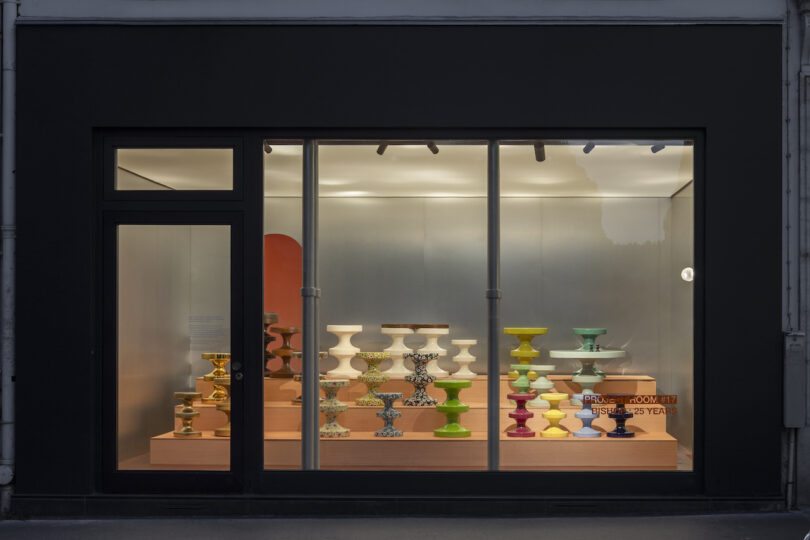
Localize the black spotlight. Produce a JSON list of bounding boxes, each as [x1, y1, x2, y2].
[[376, 144, 388, 155], [651, 144, 666, 153], [263, 141, 273, 154], [534, 142, 546, 162], [427, 141, 439, 155], [583, 142, 595, 154]]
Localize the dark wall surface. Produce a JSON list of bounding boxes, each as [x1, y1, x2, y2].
[[15, 25, 781, 505]]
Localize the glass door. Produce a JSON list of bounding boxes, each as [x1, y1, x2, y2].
[[102, 140, 245, 492]]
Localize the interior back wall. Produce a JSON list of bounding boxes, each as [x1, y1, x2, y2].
[[265, 196, 693, 388]]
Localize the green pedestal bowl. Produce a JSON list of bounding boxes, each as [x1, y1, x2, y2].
[[434, 379, 472, 438]]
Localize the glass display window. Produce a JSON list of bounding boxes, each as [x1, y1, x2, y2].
[[262, 141, 305, 469], [261, 141, 489, 470], [111, 137, 694, 475], [314, 142, 488, 470], [499, 140, 693, 470]]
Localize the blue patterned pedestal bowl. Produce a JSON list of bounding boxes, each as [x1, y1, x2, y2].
[[573, 392, 601, 438], [375, 392, 404, 437]]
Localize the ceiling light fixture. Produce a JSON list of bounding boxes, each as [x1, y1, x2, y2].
[[427, 141, 439, 155], [651, 144, 666, 153], [583, 142, 595, 154], [263, 141, 273, 154], [534, 142, 546, 162]]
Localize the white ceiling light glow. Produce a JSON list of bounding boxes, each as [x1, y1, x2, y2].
[[119, 141, 693, 198]]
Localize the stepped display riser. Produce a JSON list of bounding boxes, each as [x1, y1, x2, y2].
[[196, 375, 657, 404], [155, 373, 671, 470], [150, 431, 677, 470], [175, 402, 667, 433]]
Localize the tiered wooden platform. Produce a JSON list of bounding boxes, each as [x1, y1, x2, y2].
[[150, 374, 677, 470]]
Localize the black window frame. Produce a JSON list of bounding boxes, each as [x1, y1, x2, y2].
[[98, 128, 703, 498], [98, 132, 256, 494], [103, 136, 244, 201]]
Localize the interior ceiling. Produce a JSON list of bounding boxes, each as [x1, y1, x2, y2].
[[119, 143, 694, 197]]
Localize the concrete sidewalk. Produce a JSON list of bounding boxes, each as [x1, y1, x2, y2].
[[0, 513, 809, 540]]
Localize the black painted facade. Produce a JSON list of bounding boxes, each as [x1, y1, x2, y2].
[[13, 25, 782, 515]]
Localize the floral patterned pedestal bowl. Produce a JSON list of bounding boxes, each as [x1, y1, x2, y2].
[[403, 352, 439, 407], [319, 379, 351, 438], [356, 352, 390, 407]]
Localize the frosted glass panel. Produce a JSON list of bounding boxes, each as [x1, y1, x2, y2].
[[116, 148, 233, 190], [117, 225, 231, 470]]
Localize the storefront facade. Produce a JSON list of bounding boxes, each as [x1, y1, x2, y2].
[[7, 1, 796, 516]]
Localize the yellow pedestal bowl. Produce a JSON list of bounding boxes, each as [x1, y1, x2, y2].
[[504, 327, 548, 379], [540, 392, 569, 438]]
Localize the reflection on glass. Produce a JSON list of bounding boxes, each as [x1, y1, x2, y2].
[[262, 142, 305, 469], [117, 225, 231, 470], [317, 142, 488, 470], [500, 140, 694, 471], [115, 148, 233, 190]]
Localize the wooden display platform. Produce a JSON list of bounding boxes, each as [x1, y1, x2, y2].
[[499, 432, 677, 470], [151, 431, 229, 466], [150, 430, 677, 470], [266, 431, 488, 470], [151, 372, 676, 470], [176, 401, 668, 433], [196, 374, 658, 404]]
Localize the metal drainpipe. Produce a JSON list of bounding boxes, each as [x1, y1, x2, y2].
[[787, 427, 798, 509], [0, 0, 16, 516]]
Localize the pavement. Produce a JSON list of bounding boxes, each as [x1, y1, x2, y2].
[[0, 513, 810, 540]]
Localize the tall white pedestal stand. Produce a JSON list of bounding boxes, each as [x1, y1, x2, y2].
[[326, 324, 363, 379], [416, 327, 450, 377], [381, 326, 414, 379], [450, 339, 477, 379]]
